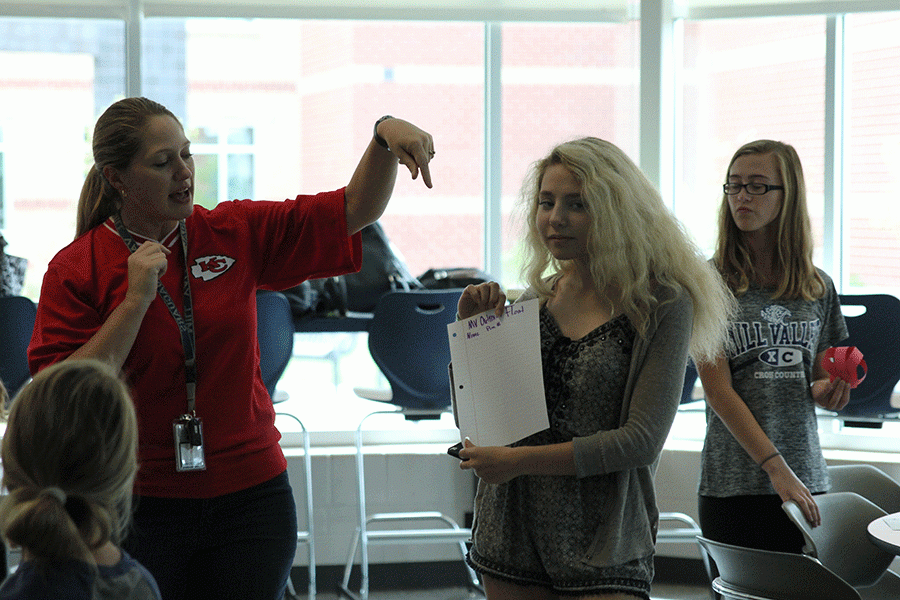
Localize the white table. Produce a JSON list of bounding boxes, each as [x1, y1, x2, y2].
[[867, 512, 900, 555]]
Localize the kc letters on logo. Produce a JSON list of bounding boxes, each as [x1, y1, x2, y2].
[[191, 255, 235, 281]]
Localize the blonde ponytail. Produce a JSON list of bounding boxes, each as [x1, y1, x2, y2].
[[76, 165, 119, 238]]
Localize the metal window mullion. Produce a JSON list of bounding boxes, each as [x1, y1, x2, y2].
[[125, 0, 143, 97], [639, 0, 674, 202], [484, 22, 502, 281], [671, 17, 685, 214], [823, 15, 845, 291], [219, 144, 229, 204]]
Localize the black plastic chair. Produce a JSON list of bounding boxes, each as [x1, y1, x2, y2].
[[255, 290, 315, 599], [828, 463, 900, 514], [341, 289, 479, 600], [0, 295, 36, 399], [697, 536, 860, 600], [783, 492, 900, 597], [835, 294, 900, 420]]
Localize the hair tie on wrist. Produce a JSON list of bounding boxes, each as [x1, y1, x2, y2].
[[40, 487, 67, 505], [373, 115, 393, 149], [758, 451, 781, 468]]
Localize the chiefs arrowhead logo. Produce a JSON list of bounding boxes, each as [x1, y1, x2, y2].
[[191, 255, 235, 281]]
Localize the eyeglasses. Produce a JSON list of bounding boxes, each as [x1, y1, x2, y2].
[[723, 182, 784, 195]]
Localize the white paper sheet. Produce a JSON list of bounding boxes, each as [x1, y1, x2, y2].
[[447, 298, 549, 447]]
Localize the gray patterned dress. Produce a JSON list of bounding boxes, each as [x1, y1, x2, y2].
[[467, 305, 653, 599]]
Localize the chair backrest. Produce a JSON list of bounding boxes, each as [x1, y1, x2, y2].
[[782, 491, 893, 588], [835, 294, 900, 418], [829, 464, 900, 514], [366, 289, 461, 410], [256, 290, 294, 399], [697, 536, 860, 600], [681, 359, 701, 404], [0, 295, 37, 397]]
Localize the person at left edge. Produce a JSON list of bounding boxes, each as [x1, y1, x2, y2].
[[27, 97, 435, 600]]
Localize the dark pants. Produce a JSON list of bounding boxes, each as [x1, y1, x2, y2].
[[698, 494, 806, 553], [124, 471, 298, 600], [698, 493, 808, 596]]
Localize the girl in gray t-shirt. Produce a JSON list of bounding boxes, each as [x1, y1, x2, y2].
[[697, 140, 850, 557]]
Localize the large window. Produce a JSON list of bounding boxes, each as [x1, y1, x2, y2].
[[676, 11, 900, 298], [174, 18, 485, 279], [188, 125, 255, 208], [500, 21, 640, 288], [844, 12, 900, 294], [676, 16, 826, 258], [1, 3, 898, 439], [0, 18, 126, 298]]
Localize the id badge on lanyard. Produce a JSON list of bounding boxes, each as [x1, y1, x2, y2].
[[113, 214, 207, 471], [173, 413, 206, 471]]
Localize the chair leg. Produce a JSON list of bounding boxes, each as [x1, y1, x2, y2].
[[337, 417, 370, 600], [276, 413, 316, 600], [356, 416, 372, 600], [329, 349, 341, 388], [338, 528, 361, 598], [456, 538, 480, 589], [338, 409, 483, 600], [301, 420, 316, 599], [284, 576, 298, 599]]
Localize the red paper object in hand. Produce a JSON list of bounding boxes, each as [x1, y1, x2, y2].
[[822, 346, 867, 389]]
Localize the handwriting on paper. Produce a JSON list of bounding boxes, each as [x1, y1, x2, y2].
[[463, 304, 526, 339]]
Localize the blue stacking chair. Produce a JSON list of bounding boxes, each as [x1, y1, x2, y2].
[[357, 289, 460, 410], [256, 290, 315, 599], [0, 295, 35, 580], [0, 295, 37, 399], [340, 289, 480, 600], [256, 290, 295, 401], [656, 360, 705, 572], [835, 294, 900, 421]]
